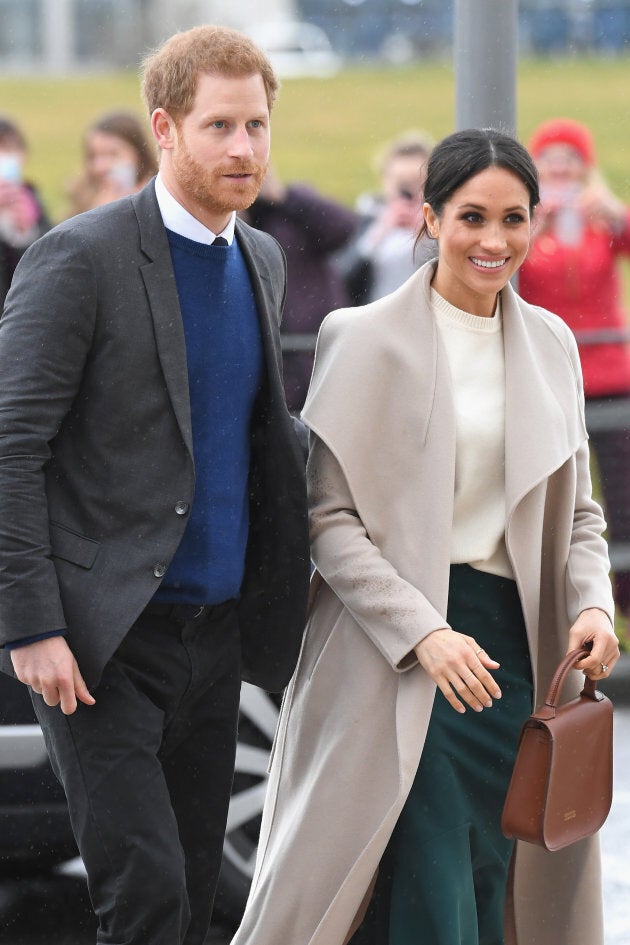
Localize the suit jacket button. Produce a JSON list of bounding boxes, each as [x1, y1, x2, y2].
[[153, 563, 167, 578], [175, 501, 189, 515]]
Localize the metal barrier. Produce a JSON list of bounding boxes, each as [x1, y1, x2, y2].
[[280, 334, 319, 354], [577, 328, 630, 572]]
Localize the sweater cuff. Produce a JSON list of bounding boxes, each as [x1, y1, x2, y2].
[[4, 629, 67, 650]]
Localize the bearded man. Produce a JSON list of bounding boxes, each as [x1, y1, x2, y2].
[[0, 25, 309, 945]]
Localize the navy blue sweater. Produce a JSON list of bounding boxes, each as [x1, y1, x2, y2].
[[154, 230, 263, 605]]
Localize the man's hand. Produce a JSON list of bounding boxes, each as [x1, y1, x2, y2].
[[10, 636, 95, 715]]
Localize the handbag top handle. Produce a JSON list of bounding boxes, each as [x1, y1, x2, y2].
[[541, 646, 600, 716]]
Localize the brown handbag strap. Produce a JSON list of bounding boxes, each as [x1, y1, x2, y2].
[[542, 646, 598, 712]]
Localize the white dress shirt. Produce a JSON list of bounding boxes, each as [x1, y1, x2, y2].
[[154, 173, 236, 245]]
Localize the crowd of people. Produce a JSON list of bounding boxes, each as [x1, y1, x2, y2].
[[5, 104, 628, 622], [0, 24, 626, 945]]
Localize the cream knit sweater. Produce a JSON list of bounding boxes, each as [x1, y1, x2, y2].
[[432, 289, 513, 579]]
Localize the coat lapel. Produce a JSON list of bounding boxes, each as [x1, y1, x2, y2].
[[303, 265, 455, 598], [132, 183, 193, 456], [502, 282, 587, 519]]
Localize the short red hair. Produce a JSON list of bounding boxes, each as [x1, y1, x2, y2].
[[141, 25, 279, 120]]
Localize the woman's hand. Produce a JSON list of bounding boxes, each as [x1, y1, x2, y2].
[[414, 628, 502, 714], [579, 181, 627, 233], [567, 608, 620, 680]]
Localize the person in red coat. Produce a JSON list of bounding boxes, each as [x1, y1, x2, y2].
[[519, 117, 630, 627]]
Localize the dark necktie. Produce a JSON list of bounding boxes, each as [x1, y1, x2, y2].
[[213, 236, 228, 246]]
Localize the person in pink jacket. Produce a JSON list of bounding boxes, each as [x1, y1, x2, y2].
[[520, 117, 630, 629]]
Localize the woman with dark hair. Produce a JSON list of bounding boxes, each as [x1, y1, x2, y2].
[[230, 129, 619, 945], [66, 110, 158, 216]]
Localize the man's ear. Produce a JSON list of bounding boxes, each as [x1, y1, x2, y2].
[[151, 109, 177, 151]]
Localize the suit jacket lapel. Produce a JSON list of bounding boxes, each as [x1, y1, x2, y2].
[[235, 218, 285, 407], [132, 183, 193, 456], [129, 192, 285, 460]]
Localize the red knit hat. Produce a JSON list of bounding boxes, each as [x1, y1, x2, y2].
[[528, 118, 596, 166]]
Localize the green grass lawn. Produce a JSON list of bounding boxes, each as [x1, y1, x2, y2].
[[2, 57, 630, 220]]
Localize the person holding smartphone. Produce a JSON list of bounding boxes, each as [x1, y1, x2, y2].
[[0, 116, 50, 308], [338, 130, 437, 305]]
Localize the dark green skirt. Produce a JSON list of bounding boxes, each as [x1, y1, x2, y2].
[[353, 564, 533, 945]]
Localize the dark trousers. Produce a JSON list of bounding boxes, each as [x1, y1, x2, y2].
[[32, 602, 241, 945]]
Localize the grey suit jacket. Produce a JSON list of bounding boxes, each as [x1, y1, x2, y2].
[[0, 181, 310, 691]]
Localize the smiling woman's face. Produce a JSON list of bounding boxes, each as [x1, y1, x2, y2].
[[425, 165, 532, 318]]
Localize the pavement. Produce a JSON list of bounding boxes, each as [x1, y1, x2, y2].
[[599, 650, 630, 705], [601, 705, 630, 945]]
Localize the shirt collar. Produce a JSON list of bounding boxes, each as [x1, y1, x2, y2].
[[154, 173, 236, 245]]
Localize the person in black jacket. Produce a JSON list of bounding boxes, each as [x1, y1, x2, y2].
[[0, 26, 309, 945], [243, 165, 358, 411]]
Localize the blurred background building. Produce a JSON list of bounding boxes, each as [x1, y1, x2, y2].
[[1, 0, 630, 74], [0, 0, 293, 71]]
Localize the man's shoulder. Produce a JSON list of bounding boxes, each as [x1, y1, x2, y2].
[[42, 200, 136, 251], [236, 216, 284, 262], [13, 184, 163, 284], [52, 182, 158, 244], [24, 188, 166, 280]]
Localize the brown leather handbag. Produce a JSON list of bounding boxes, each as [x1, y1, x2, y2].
[[501, 646, 613, 852]]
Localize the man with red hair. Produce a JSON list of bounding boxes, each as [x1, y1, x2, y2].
[[0, 25, 309, 945]]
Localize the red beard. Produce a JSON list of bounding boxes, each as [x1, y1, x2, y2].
[[172, 147, 267, 216]]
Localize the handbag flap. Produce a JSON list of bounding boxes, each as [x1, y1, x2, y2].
[[502, 646, 614, 852], [541, 691, 613, 850], [501, 719, 553, 845]]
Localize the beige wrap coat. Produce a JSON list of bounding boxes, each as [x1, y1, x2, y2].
[[231, 263, 614, 945]]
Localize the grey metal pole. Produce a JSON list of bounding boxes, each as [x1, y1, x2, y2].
[[41, 0, 73, 73], [454, 0, 518, 134]]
